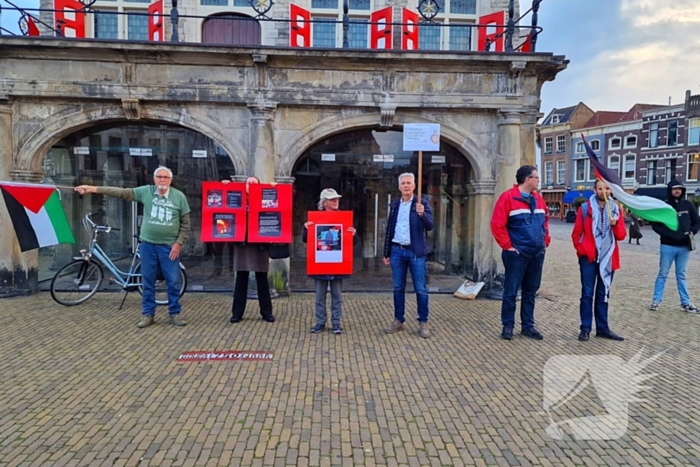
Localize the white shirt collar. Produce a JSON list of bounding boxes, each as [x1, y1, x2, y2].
[[154, 187, 170, 199]]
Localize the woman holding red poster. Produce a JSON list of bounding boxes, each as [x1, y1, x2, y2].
[[302, 189, 357, 334], [223, 177, 275, 324]]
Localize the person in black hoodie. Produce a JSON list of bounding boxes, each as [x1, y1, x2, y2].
[[649, 180, 700, 313]]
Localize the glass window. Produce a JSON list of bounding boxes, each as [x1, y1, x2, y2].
[[95, 12, 118, 39], [419, 23, 441, 50], [544, 161, 553, 185], [450, 0, 476, 14], [234, 0, 251, 5], [690, 118, 700, 146], [556, 135, 566, 152], [650, 122, 659, 148], [687, 153, 700, 181], [591, 140, 600, 151], [348, 19, 368, 48], [556, 160, 566, 184], [624, 155, 635, 179], [349, 0, 370, 10], [575, 159, 586, 182], [312, 18, 336, 47], [609, 156, 620, 178], [609, 138, 621, 150], [647, 161, 657, 185], [588, 160, 596, 181], [668, 120, 678, 146], [625, 135, 637, 148], [127, 13, 149, 41], [664, 159, 677, 184], [449, 24, 471, 51], [312, 0, 338, 8], [543, 137, 552, 154], [202, 0, 228, 4], [576, 142, 584, 153]]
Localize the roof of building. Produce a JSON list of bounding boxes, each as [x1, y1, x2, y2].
[[619, 104, 668, 122], [541, 105, 578, 126], [583, 111, 628, 128]]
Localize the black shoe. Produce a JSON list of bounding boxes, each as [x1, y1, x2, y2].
[[332, 324, 343, 335], [521, 327, 544, 340], [501, 325, 513, 340], [229, 316, 242, 323], [578, 330, 590, 341], [596, 330, 624, 341], [311, 323, 325, 333], [261, 315, 275, 323]]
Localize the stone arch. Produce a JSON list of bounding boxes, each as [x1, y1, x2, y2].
[[17, 104, 247, 174], [277, 112, 493, 181]]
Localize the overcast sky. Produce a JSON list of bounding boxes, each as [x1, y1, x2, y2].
[[2, 0, 699, 115]]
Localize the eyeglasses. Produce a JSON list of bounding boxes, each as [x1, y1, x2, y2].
[[528, 175, 540, 180], [155, 176, 171, 179]]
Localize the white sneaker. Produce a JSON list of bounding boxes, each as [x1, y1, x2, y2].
[[649, 301, 660, 311], [681, 304, 699, 313]]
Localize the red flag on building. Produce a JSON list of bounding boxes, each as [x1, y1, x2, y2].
[[27, 16, 41, 36], [148, 0, 164, 41]]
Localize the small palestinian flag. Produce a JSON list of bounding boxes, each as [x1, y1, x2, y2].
[[0, 182, 75, 252]]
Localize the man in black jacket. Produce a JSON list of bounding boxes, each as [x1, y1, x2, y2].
[[649, 180, 700, 313]]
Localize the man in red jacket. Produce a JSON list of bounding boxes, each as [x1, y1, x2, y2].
[[491, 165, 550, 341], [571, 179, 627, 341]]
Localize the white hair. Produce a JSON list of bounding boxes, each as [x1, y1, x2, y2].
[[398, 172, 415, 185], [153, 166, 173, 178]]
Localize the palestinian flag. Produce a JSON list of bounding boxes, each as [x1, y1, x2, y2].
[[0, 182, 75, 252], [583, 136, 679, 231]]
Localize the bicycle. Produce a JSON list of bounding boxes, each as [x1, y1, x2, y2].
[[50, 213, 187, 307]]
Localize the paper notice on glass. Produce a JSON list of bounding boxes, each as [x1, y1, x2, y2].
[[403, 123, 441, 151], [314, 224, 343, 263]]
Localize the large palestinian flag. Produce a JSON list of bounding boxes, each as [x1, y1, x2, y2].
[[0, 182, 75, 252], [583, 136, 679, 231]]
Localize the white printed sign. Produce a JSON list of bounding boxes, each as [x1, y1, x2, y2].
[[192, 150, 207, 158], [321, 154, 336, 161], [403, 123, 441, 151]]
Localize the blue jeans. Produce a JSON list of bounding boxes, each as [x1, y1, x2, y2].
[[578, 257, 611, 332], [653, 244, 691, 305], [390, 245, 429, 322], [500, 250, 544, 330], [314, 279, 343, 326], [140, 241, 182, 316]]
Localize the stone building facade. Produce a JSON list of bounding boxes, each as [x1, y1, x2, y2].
[[0, 8, 565, 296]]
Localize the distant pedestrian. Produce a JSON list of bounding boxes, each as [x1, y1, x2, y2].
[[649, 180, 700, 313], [490, 165, 550, 341], [571, 179, 626, 341], [628, 213, 643, 245]]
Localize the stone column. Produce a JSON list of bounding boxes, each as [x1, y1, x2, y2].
[[485, 111, 521, 297], [0, 98, 16, 296], [520, 112, 539, 167], [247, 102, 277, 181], [469, 180, 496, 285]]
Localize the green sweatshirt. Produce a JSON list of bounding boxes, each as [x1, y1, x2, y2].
[[96, 186, 191, 246]]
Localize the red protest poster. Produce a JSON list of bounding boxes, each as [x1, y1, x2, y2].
[[247, 183, 293, 243], [306, 211, 353, 276], [200, 182, 246, 242]]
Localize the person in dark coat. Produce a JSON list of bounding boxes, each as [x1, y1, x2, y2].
[[224, 176, 275, 324], [628, 213, 643, 244], [303, 188, 357, 334]]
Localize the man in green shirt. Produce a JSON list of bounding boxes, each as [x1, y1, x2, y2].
[[75, 166, 191, 328]]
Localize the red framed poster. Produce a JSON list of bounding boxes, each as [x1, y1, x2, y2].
[[247, 183, 293, 243], [200, 182, 246, 242], [306, 211, 353, 276]]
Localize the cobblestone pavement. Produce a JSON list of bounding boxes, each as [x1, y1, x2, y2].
[[1, 221, 700, 466]]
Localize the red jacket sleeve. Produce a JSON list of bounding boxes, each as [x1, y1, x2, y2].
[[613, 214, 627, 241], [490, 192, 512, 251], [571, 206, 585, 257], [544, 203, 551, 247]]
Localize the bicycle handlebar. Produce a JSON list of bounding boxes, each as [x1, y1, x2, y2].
[[84, 213, 119, 234]]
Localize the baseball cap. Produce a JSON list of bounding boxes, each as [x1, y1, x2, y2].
[[320, 188, 342, 200]]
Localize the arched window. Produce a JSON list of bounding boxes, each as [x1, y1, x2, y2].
[[202, 13, 261, 45]]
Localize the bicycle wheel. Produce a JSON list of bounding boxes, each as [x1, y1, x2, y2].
[[50, 260, 104, 306], [135, 262, 187, 305]]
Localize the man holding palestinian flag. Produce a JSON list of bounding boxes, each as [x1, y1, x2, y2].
[[582, 136, 698, 314]]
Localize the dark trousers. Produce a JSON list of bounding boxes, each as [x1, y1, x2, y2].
[[578, 257, 611, 332], [500, 250, 545, 330], [231, 271, 273, 319]]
